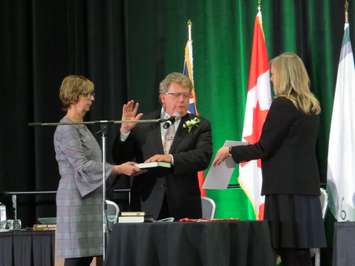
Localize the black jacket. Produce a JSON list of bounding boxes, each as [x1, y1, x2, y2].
[[231, 97, 321, 195], [112, 111, 212, 219]]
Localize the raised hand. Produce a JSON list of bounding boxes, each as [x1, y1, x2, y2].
[[120, 100, 143, 133]]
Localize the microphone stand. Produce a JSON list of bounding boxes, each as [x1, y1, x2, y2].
[[28, 117, 171, 261], [98, 123, 108, 261]]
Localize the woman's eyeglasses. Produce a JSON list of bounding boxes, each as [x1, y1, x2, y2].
[[82, 92, 95, 98]]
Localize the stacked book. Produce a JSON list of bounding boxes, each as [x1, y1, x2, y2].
[[118, 211, 154, 223], [33, 224, 56, 231]]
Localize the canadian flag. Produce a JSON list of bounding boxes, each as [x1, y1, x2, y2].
[[238, 11, 272, 220]]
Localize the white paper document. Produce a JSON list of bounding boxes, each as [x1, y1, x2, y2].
[[203, 140, 247, 189]]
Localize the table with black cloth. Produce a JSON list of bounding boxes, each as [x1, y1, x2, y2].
[[105, 221, 276, 266], [332, 222, 355, 266], [0, 230, 54, 266]]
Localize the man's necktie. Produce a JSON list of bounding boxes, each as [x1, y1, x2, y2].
[[163, 125, 175, 154]]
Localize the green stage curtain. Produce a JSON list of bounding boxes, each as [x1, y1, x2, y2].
[[123, 0, 355, 219]]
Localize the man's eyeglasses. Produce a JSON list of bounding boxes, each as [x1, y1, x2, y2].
[[164, 92, 191, 99]]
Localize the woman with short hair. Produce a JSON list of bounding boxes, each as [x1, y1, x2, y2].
[[54, 75, 141, 266]]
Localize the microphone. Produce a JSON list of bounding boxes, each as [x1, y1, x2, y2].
[[162, 116, 176, 129]]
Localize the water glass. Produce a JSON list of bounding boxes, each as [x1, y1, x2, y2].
[[6, 219, 22, 230], [0, 220, 6, 230]]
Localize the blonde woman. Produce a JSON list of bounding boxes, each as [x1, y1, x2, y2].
[[213, 53, 326, 266], [54, 75, 141, 266]]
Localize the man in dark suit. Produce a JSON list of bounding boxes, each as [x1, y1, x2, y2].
[[112, 72, 212, 220]]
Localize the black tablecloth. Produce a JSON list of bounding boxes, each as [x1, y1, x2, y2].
[[0, 230, 54, 266], [332, 222, 355, 266], [105, 221, 276, 266]]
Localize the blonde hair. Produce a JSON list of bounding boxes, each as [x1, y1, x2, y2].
[[159, 72, 193, 93], [271, 52, 321, 115], [59, 75, 94, 110]]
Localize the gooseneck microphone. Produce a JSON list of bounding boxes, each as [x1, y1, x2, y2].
[[161, 116, 176, 129]]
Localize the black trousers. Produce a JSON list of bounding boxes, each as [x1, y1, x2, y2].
[[158, 194, 171, 219], [64, 256, 93, 266], [277, 248, 312, 266]]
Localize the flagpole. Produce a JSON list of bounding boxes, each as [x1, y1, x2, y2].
[[257, 0, 261, 12], [257, 0, 263, 23], [187, 19, 192, 42], [185, 19, 194, 84], [345, 0, 349, 23]]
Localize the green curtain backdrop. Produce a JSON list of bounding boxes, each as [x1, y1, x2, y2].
[[124, 0, 354, 219]]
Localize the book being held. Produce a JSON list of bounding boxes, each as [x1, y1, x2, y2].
[[135, 162, 172, 178], [136, 161, 171, 169]]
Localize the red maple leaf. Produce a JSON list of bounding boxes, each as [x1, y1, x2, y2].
[[240, 101, 269, 168]]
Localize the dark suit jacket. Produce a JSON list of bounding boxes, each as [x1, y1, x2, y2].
[[112, 111, 212, 219], [230, 97, 321, 196]]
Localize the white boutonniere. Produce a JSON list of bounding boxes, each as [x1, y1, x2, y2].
[[183, 117, 200, 133]]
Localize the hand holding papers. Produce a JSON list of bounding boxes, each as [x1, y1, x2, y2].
[[203, 141, 247, 189]]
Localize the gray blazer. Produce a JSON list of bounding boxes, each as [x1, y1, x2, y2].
[[54, 117, 112, 258]]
